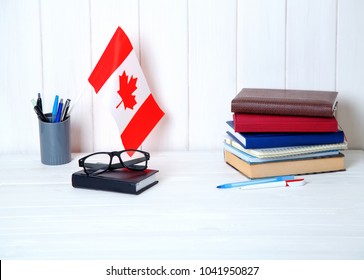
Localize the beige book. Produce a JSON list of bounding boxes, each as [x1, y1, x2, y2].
[[224, 150, 345, 179]]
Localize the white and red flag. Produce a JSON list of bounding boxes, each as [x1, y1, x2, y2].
[[88, 27, 164, 155]]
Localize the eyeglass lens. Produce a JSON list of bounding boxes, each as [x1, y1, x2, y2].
[[83, 153, 111, 175], [120, 150, 147, 170]]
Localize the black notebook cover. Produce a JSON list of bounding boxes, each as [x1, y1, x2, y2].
[[72, 169, 159, 195]]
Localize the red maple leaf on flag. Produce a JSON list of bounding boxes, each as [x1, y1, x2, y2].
[[116, 71, 138, 110]]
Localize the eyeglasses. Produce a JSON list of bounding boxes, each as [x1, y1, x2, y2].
[[78, 149, 150, 176]]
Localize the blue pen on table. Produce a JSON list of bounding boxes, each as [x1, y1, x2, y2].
[[217, 176, 295, 189], [51, 95, 59, 122], [54, 98, 63, 123]]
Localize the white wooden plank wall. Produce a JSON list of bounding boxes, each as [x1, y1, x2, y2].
[[189, 0, 236, 150], [1, 0, 363, 155], [286, 0, 337, 91], [336, 0, 364, 150], [41, 0, 93, 152], [0, 1, 43, 153], [237, 0, 286, 89], [140, 0, 188, 152]]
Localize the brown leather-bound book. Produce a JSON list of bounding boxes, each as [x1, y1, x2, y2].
[[231, 88, 338, 117]]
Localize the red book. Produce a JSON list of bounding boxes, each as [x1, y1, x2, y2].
[[233, 113, 339, 133]]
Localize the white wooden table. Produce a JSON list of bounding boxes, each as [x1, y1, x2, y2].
[[0, 150, 363, 259]]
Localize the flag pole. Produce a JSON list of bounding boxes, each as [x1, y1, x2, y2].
[[68, 82, 89, 115]]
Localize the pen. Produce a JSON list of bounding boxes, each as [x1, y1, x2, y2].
[[37, 93, 43, 112], [31, 99, 48, 122], [54, 98, 63, 123], [217, 175, 295, 189], [51, 95, 59, 122], [61, 99, 71, 121], [239, 178, 305, 190]]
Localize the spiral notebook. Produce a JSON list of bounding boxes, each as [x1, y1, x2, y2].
[[224, 135, 347, 159]]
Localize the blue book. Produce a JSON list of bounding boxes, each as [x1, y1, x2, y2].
[[226, 121, 345, 149]]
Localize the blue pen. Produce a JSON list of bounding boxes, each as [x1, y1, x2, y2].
[[217, 176, 295, 189], [52, 95, 59, 122], [54, 98, 63, 123]]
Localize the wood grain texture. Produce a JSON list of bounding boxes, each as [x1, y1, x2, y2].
[[237, 0, 286, 89], [0, 0, 42, 154], [140, 0, 189, 152], [336, 0, 364, 149], [286, 0, 337, 90], [40, 0, 93, 152], [1, 0, 364, 153], [188, 0, 237, 150], [0, 151, 363, 259]]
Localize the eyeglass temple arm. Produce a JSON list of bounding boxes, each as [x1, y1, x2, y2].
[[108, 157, 146, 170], [82, 162, 107, 169], [83, 157, 146, 170]]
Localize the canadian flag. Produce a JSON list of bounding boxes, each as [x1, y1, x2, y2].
[[88, 27, 164, 154]]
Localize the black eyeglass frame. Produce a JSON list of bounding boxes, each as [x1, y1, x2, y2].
[[78, 149, 150, 176]]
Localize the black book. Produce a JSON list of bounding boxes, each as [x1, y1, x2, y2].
[[72, 169, 159, 195]]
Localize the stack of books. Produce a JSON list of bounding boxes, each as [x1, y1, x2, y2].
[[224, 88, 347, 179]]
